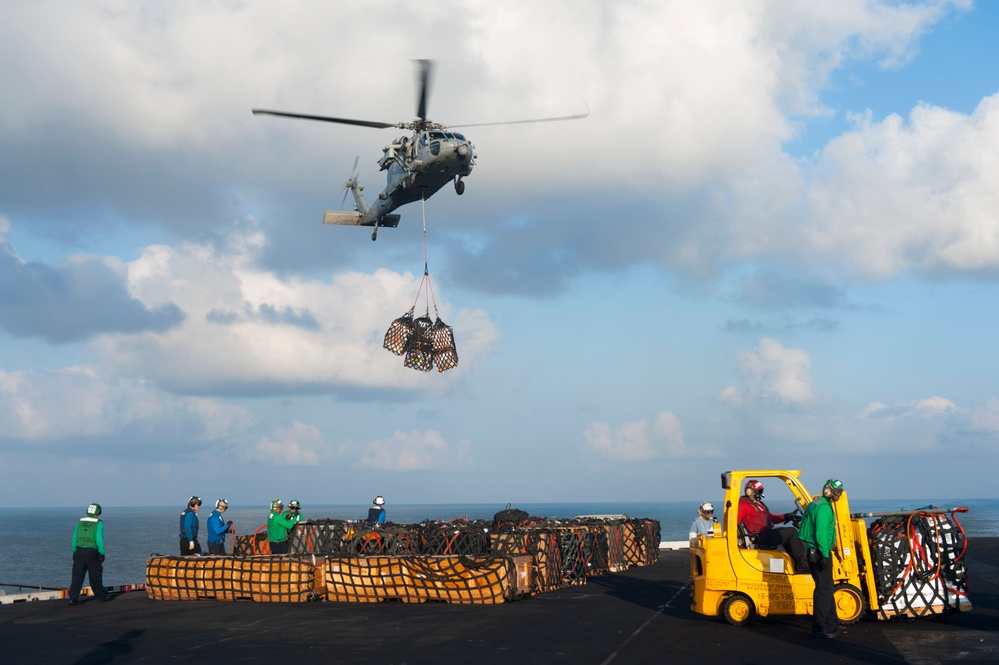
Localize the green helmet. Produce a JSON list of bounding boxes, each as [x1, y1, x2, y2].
[[86, 503, 102, 517], [823, 478, 844, 500], [288, 500, 301, 509]]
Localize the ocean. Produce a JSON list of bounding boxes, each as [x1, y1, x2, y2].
[[2, 498, 996, 592]]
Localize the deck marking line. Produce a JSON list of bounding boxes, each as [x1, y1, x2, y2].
[[601, 582, 689, 665]]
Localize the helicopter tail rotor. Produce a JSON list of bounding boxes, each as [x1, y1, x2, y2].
[[341, 155, 360, 209]]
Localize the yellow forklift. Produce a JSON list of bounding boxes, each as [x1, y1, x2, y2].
[[690, 470, 970, 625]]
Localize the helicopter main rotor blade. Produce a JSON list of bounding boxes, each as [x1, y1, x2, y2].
[[415, 59, 433, 122], [252, 109, 396, 129], [450, 107, 590, 129]]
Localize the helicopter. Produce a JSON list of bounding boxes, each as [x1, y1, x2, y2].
[[252, 60, 588, 240]]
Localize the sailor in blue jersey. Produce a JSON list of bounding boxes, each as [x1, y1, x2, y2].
[[367, 495, 387, 524], [68, 503, 107, 605], [179, 496, 202, 555], [206, 499, 233, 555]]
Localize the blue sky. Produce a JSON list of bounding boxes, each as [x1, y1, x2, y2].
[[2, 0, 998, 508]]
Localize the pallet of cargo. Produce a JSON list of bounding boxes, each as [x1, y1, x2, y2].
[[322, 555, 531, 604], [145, 555, 322, 603]]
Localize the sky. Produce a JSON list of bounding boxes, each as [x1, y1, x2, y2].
[[2, 0, 998, 508]]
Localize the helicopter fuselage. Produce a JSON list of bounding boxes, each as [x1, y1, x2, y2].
[[331, 129, 475, 239]]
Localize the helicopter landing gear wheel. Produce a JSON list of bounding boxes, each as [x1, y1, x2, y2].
[[454, 178, 465, 195], [721, 593, 754, 626], [833, 583, 866, 624]]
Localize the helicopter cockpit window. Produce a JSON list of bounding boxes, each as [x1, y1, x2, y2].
[[452, 132, 466, 141], [429, 131, 446, 141]]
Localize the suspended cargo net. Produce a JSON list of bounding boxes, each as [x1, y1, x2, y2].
[[383, 197, 459, 372], [145, 555, 321, 603], [868, 508, 970, 619], [403, 315, 435, 372], [383, 309, 414, 356], [431, 316, 459, 371]]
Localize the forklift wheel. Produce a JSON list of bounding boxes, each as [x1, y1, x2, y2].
[[834, 583, 866, 624], [721, 593, 754, 626]]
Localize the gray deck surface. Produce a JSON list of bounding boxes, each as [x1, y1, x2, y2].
[[2, 538, 996, 664]]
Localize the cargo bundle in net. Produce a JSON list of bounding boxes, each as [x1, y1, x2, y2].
[[867, 507, 971, 619], [381, 223, 458, 372]]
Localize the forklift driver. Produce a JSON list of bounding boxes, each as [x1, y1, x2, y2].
[[738, 479, 809, 573]]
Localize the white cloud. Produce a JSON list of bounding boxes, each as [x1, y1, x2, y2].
[[0, 365, 253, 444], [584, 410, 701, 461], [859, 396, 958, 420], [803, 94, 999, 275], [968, 397, 999, 433], [248, 421, 323, 466], [358, 429, 470, 471], [720, 338, 815, 407]]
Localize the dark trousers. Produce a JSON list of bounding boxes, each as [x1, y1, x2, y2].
[[69, 548, 105, 602], [179, 538, 202, 555], [269, 541, 288, 555], [207, 541, 226, 555], [809, 554, 838, 634], [757, 527, 808, 570]]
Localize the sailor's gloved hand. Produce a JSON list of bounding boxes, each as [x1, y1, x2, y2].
[[188, 540, 195, 551]]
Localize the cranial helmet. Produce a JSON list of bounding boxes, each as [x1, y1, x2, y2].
[[745, 480, 764, 500], [698, 501, 714, 517], [823, 478, 844, 500], [216, 498, 228, 510], [86, 503, 102, 517], [189, 496, 202, 508], [373, 496, 385, 506], [288, 500, 301, 509], [271, 499, 283, 511]]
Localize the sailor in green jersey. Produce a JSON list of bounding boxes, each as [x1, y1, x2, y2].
[[267, 499, 301, 554], [68, 503, 108, 605], [799, 478, 845, 638]]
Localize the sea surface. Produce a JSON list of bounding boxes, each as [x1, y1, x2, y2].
[[2, 498, 996, 591]]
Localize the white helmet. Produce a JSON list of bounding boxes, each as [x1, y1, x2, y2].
[[698, 502, 714, 516], [215, 498, 228, 510], [373, 495, 385, 506]]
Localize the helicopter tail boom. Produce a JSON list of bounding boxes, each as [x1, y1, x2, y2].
[[323, 211, 400, 228]]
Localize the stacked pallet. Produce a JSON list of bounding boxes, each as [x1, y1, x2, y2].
[[147, 516, 661, 604], [145, 555, 321, 602], [322, 555, 531, 604]]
